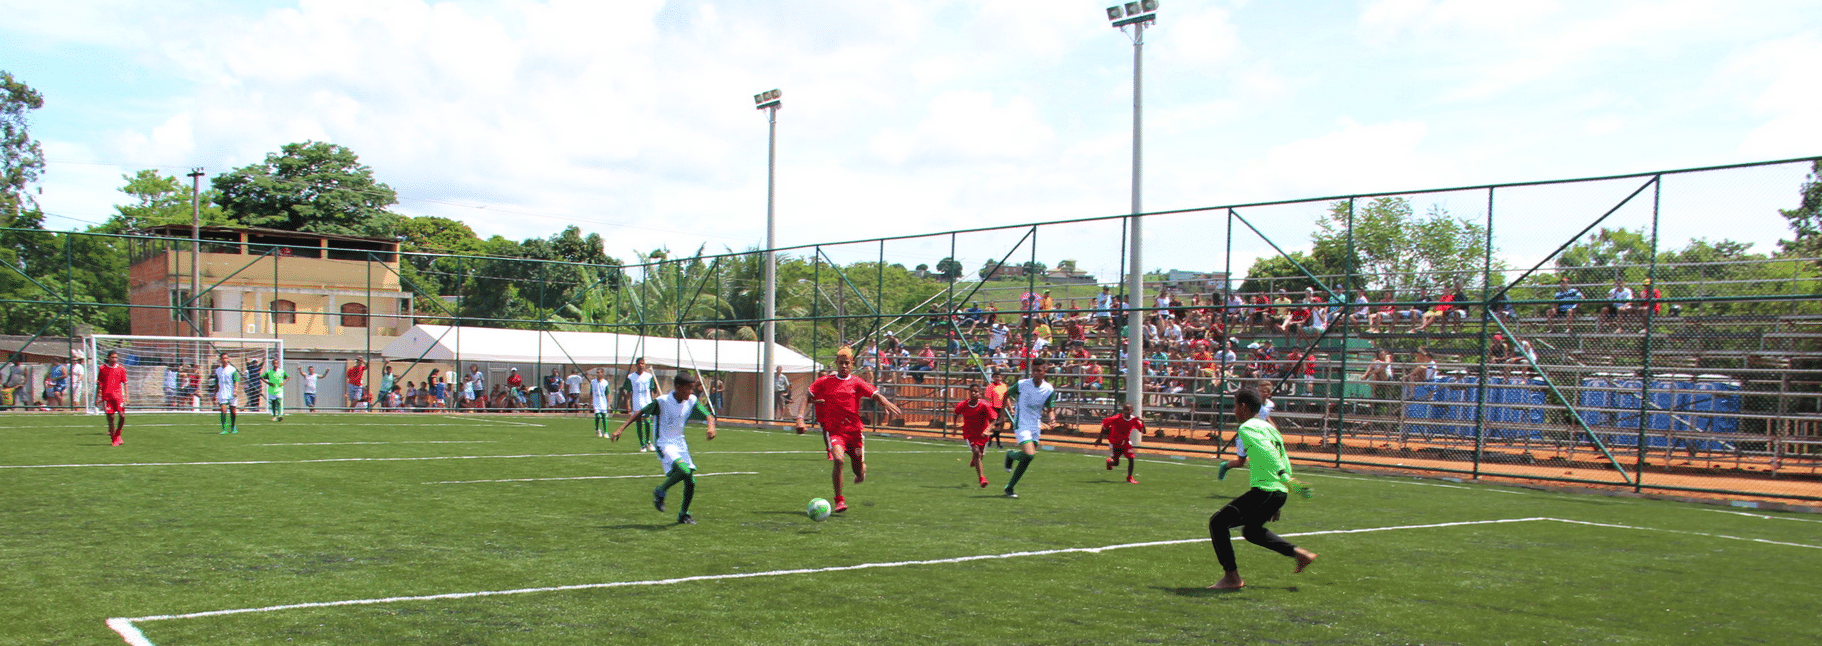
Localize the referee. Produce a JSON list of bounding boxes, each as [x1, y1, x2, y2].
[[1209, 388, 1318, 590]]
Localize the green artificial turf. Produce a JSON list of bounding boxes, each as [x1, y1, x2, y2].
[[1, 413, 1816, 645]]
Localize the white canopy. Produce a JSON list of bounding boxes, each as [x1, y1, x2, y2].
[[381, 324, 819, 373]]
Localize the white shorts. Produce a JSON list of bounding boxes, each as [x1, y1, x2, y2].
[[216, 391, 236, 406], [593, 405, 609, 415], [657, 441, 694, 475], [1015, 427, 1042, 445]]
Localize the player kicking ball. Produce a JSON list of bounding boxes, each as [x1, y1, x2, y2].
[[213, 353, 241, 434], [97, 350, 129, 446], [612, 372, 716, 525], [796, 347, 902, 514], [1208, 388, 1317, 590], [1001, 358, 1057, 499], [950, 382, 999, 488], [1095, 402, 1144, 484]]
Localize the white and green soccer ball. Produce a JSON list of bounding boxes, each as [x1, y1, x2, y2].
[[807, 498, 833, 522]]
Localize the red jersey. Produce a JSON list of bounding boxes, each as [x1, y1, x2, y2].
[[985, 383, 1008, 408], [97, 364, 129, 398], [347, 364, 366, 386], [809, 374, 878, 435], [953, 399, 997, 437], [1101, 414, 1144, 446]]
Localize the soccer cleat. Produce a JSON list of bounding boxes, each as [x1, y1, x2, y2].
[[1217, 461, 1232, 481], [219, 429, 231, 434], [1003, 487, 1018, 499], [677, 514, 696, 525], [652, 489, 667, 512], [979, 476, 989, 488], [1106, 457, 1116, 470], [832, 496, 848, 513], [111, 437, 122, 447], [1126, 476, 1138, 484], [231, 427, 239, 434]]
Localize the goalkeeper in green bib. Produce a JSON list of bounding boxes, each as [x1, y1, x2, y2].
[[263, 363, 288, 422], [1208, 387, 1318, 590], [612, 372, 716, 525]]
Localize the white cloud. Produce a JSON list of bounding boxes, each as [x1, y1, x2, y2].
[[1730, 34, 1822, 159]]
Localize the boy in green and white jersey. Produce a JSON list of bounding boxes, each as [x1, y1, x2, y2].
[[1209, 388, 1318, 590], [612, 372, 716, 525], [263, 364, 288, 421], [1001, 358, 1057, 498], [213, 353, 240, 434], [590, 368, 612, 438]]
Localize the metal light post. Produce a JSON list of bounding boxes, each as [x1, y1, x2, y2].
[[1107, 1, 1157, 417], [755, 89, 782, 421], [187, 167, 204, 338]]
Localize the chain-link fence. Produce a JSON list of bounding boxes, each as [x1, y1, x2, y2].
[[3, 157, 1820, 502]]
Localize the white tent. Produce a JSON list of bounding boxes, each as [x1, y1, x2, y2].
[[381, 324, 819, 373]]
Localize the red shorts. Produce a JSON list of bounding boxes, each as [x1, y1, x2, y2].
[[1109, 442, 1135, 459], [964, 430, 989, 449], [102, 395, 126, 415], [825, 430, 865, 461]]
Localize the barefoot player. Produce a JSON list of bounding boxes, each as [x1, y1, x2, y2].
[[1096, 402, 1144, 484], [1208, 388, 1317, 590], [795, 347, 902, 514], [612, 372, 716, 525], [1001, 358, 1057, 499], [97, 351, 129, 446], [950, 382, 998, 488]]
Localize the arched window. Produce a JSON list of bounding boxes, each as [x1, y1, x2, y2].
[[341, 302, 369, 328], [270, 299, 297, 324]]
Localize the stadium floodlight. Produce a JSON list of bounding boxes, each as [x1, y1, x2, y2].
[[1109, 0, 1156, 27], [756, 88, 782, 421]]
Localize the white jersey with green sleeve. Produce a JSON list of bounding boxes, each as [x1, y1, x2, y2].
[[213, 365, 239, 404], [1007, 377, 1057, 443], [591, 378, 611, 414], [625, 371, 657, 410], [641, 393, 714, 475]]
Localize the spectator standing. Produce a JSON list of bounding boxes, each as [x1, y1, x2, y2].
[[301, 366, 319, 411]]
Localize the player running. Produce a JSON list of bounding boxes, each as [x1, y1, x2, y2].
[[1095, 402, 1144, 484], [950, 382, 999, 488], [795, 347, 902, 514], [213, 353, 240, 434], [591, 368, 612, 437], [1208, 388, 1317, 590], [97, 350, 129, 446], [612, 372, 716, 525], [263, 362, 287, 422], [620, 357, 658, 451], [1001, 358, 1057, 499]]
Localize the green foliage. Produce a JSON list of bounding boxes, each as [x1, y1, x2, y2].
[[211, 141, 401, 238], [1237, 247, 1346, 294], [1777, 159, 1822, 259], [1509, 227, 1822, 317], [99, 170, 234, 232], [0, 70, 44, 222], [1312, 197, 1495, 292], [934, 256, 963, 282]]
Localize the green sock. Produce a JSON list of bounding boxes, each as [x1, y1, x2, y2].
[[1007, 451, 1033, 489], [659, 467, 689, 493], [679, 476, 695, 517], [219, 411, 227, 430], [639, 419, 653, 445], [272, 401, 283, 417]]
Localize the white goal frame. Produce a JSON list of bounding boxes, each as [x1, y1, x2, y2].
[[84, 335, 285, 414]]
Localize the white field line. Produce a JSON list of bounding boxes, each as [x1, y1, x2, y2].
[[1702, 509, 1822, 524], [259, 441, 497, 446], [103, 515, 1822, 645], [444, 416, 545, 427], [0, 449, 955, 470], [1135, 458, 1529, 494], [427, 471, 759, 484]]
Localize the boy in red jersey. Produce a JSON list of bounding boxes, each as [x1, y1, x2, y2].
[[950, 382, 998, 488], [795, 347, 902, 513], [96, 351, 130, 446], [1095, 402, 1144, 483]]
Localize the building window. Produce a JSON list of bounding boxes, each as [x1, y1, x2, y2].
[[341, 302, 369, 328], [271, 299, 297, 324]]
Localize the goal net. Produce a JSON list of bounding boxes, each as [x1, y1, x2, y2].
[[85, 335, 285, 414]]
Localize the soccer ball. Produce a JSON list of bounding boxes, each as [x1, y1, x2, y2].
[[807, 498, 833, 522]]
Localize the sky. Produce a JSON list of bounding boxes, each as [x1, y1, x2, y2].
[[3, 0, 1821, 283]]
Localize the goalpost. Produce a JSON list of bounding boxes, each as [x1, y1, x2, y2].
[[85, 335, 285, 414]]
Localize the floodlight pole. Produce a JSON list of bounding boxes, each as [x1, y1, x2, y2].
[[187, 168, 204, 339], [757, 91, 782, 422], [1117, 15, 1153, 419]]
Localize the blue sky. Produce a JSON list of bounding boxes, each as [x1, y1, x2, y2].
[[3, 0, 1820, 280]]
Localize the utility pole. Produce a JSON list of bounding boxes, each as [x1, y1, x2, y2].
[[187, 168, 204, 339], [1106, 1, 1159, 418], [755, 89, 782, 422]]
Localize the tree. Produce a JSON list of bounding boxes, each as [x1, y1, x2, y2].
[[212, 141, 401, 238], [1312, 197, 1494, 294], [0, 71, 44, 224], [100, 170, 233, 232], [1778, 159, 1822, 260], [935, 256, 963, 282], [1021, 260, 1047, 276]]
